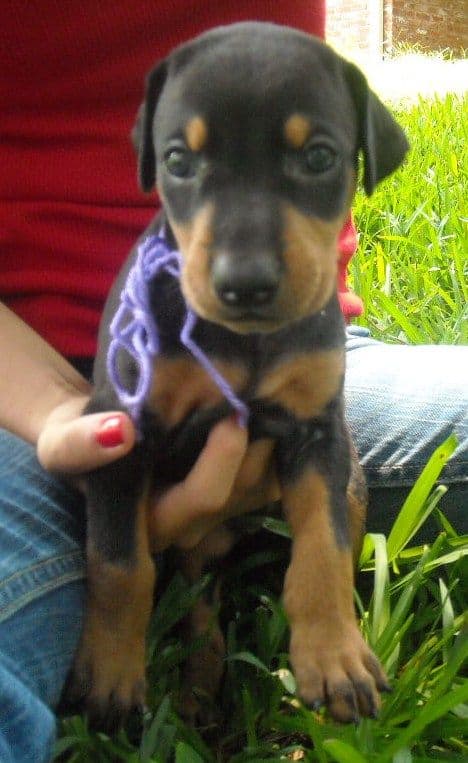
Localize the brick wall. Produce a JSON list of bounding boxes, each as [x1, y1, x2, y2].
[[327, 0, 467, 56], [388, 1, 468, 54], [326, 0, 382, 56]]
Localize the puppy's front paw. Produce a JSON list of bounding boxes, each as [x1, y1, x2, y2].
[[290, 623, 390, 723], [64, 627, 146, 734]]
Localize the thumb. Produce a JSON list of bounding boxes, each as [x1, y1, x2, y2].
[[37, 397, 136, 475], [148, 415, 248, 550]]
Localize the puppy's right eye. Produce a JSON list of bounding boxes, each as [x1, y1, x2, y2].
[[305, 143, 336, 174], [164, 148, 194, 178]]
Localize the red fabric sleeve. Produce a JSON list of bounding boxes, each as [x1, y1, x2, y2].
[[337, 215, 364, 321], [1, 1, 364, 359]]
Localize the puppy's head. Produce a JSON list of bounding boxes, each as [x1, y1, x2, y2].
[[133, 22, 408, 333]]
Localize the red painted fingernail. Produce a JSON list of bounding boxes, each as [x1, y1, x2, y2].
[[95, 415, 125, 448]]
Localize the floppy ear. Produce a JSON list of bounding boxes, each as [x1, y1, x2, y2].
[[132, 61, 168, 192], [344, 61, 409, 195]]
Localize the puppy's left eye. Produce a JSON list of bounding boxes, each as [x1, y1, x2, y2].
[[164, 148, 194, 178], [304, 144, 336, 173]]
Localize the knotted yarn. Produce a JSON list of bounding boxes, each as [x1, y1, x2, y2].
[[107, 233, 249, 430]]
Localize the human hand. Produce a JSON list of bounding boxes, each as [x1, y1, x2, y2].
[[149, 419, 281, 551], [37, 395, 136, 475], [38, 398, 277, 552]]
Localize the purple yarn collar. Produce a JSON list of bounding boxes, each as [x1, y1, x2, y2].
[[107, 233, 249, 430]]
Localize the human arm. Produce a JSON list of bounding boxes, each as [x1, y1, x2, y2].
[[1, 302, 259, 548], [0, 301, 135, 468]]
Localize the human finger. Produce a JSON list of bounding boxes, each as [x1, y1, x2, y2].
[[37, 397, 136, 475], [149, 416, 248, 550]]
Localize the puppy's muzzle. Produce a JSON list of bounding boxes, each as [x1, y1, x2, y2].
[[212, 251, 281, 310]]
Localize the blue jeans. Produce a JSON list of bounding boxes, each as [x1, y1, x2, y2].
[[0, 435, 85, 762], [345, 327, 467, 535], [0, 331, 467, 761]]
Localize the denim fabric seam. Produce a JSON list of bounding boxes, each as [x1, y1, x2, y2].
[[0, 551, 84, 624], [364, 466, 467, 488]]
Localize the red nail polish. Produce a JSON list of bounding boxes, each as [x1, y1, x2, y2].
[[95, 415, 125, 448]]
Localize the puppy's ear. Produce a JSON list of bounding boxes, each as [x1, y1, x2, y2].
[[132, 61, 168, 192], [344, 61, 409, 195]]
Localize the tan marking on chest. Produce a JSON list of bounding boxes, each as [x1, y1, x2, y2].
[[256, 348, 344, 419], [148, 355, 248, 428]]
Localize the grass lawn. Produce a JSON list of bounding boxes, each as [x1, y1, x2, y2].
[[56, 93, 468, 762]]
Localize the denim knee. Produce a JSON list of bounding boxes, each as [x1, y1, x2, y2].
[[0, 430, 86, 762], [0, 660, 56, 763], [345, 330, 468, 534], [345, 331, 468, 488]]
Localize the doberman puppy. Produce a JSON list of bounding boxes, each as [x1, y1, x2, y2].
[[66, 22, 408, 730]]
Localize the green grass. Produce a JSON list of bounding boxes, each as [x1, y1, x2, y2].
[[56, 93, 467, 761], [351, 92, 467, 345]]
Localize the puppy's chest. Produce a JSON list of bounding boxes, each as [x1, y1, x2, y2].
[[145, 273, 345, 430], [148, 343, 344, 430]]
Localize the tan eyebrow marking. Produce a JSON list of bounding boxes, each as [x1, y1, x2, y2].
[[284, 113, 312, 149], [185, 116, 208, 152]]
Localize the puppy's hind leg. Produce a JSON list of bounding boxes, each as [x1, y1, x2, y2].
[[178, 525, 236, 725]]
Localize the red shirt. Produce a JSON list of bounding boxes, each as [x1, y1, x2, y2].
[[1, 0, 361, 358]]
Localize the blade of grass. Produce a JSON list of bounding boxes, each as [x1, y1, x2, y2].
[[384, 624, 468, 757], [175, 742, 205, 763], [387, 434, 458, 562], [322, 739, 369, 763], [439, 578, 455, 662], [374, 292, 426, 343], [139, 696, 171, 762], [384, 682, 468, 759], [365, 533, 391, 643], [376, 538, 446, 660]]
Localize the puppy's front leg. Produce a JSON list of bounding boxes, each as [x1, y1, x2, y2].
[[277, 407, 388, 722], [66, 436, 156, 732]]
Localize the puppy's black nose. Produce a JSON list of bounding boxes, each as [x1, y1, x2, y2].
[[212, 253, 280, 308]]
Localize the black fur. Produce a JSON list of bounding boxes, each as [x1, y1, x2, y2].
[[86, 19, 408, 579], [73, 22, 408, 729]]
